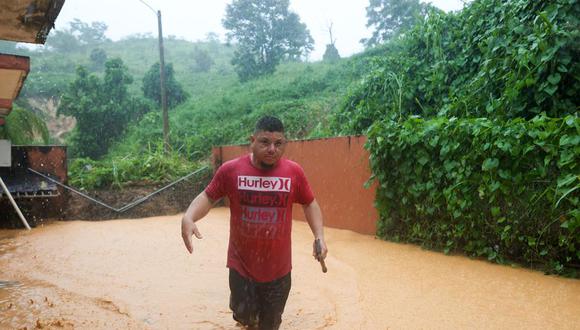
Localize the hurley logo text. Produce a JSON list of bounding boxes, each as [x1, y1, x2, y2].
[[238, 176, 291, 192]]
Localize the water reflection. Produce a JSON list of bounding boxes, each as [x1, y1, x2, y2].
[[0, 280, 20, 288]]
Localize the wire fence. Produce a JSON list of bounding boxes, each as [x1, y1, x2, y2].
[[26, 166, 212, 221]]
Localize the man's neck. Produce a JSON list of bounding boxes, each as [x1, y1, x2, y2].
[[250, 153, 275, 170]]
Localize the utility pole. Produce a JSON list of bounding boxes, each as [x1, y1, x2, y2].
[[139, 0, 170, 153], [157, 10, 169, 153]]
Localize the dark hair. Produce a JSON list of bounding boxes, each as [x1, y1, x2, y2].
[[255, 115, 284, 133]]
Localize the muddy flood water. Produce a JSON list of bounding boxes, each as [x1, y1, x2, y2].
[[1, 207, 579, 329]]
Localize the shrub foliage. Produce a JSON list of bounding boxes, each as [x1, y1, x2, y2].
[[0, 106, 49, 144], [335, 0, 579, 274], [68, 145, 209, 190], [59, 58, 151, 159], [367, 115, 579, 274]]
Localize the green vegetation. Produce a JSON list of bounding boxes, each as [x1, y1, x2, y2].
[[68, 143, 208, 190], [9, 15, 360, 189], [112, 60, 360, 163], [322, 24, 341, 62], [48, 19, 109, 52], [367, 115, 579, 274], [323, 44, 340, 62], [336, 0, 578, 132], [223, 0, 314, 81], [0, 106, 49, 145], [58, 58, 151, 159], [337, 0, 579, 274], [89, 48, 108, 71], [362, 0, 438, 47], [6, 0, 578, 274], [142, 62, 189, 108], [191, 46, 214, 73]]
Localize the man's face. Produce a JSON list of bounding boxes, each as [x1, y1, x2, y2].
[[250, 130, 287, 169]]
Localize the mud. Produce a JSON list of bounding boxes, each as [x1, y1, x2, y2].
[[61, 184, 193, 220], [1, 171, 209, 228], [1, 208, 579, 329], [61, 174, 209, 221]]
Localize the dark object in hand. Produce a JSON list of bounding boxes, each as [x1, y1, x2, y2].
[[314, 239, 327, 273]]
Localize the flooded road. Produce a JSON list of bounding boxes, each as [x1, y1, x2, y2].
[[1, 207, 579, 329]]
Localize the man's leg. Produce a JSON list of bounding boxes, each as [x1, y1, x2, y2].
[[256, 272, 291, 330], [229, 268, 259, 327]]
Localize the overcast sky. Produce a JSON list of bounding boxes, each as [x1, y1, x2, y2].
[[54, 0, 466, 61]]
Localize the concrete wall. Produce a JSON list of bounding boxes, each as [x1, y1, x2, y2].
[[212, 136, 378, 235]]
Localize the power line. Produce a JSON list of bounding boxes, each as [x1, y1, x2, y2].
[[137, 0, 156, 14]]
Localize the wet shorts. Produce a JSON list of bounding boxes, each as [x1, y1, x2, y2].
[[229, 268, 291, 330]]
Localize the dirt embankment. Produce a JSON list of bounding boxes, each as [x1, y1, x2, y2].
[[1, 179, 207, 229], [26, 97, 75, 144], [61, 180, 207, 221], [62, 185, 189, 220]]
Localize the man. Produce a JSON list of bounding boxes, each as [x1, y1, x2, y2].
[[181, 115, 328, 330]]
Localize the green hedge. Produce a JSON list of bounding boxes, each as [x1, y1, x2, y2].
[[367, 115, 579, 275]]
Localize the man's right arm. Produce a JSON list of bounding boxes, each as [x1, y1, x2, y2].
[[181, 191, 215, 254]]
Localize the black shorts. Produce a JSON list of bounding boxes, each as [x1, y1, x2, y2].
[[229, 268, 291, 330]]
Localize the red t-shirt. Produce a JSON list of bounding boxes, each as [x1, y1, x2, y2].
[[205, 154, 314, 282]]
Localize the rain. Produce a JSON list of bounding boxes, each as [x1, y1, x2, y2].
[[1, 0, 579, 329]]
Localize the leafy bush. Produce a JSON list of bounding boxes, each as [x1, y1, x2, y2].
[[330, 0, 579, 275], [336, 0, 580, 133], [68, 142, 209, 190], [59, 59, 151, 159], [192, 46, 214, 72], [367, 115, 579, 274], [0, 106, 49, 144], [142, 62, 189, 109]]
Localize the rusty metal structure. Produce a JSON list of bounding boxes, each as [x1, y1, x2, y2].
[[0, 0, 66, 228], [0, 0, 65, 44], [0, 147, 67, 227]]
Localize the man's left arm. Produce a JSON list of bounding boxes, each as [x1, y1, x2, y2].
[[303, 199, 328, 260]]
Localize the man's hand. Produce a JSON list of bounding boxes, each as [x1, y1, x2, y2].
[[303, 199, 327, 272], [181, 216, 203, 254], [313, 238, 328, 273], [180, 191, 213, 254], [312, 238, 328, 261]]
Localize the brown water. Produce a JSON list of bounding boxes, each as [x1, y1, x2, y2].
[[0, 208, 578, 329]]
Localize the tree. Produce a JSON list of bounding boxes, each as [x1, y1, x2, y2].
[[46, 19, 109, 52], [223, 0, 314, 81], [323, 23, 340, 62], [46, 29, 81, 52], [323, 44, 340, 62], [142, 62, 189, 109], [192, 46, 214, 72], [69, 19, 109, 45], [205, 32, 222, 54], [59, 58, 150, 159], [205, 32, 221, 44], [363, 0, 436, 47], [89, 48, 107, 71]]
